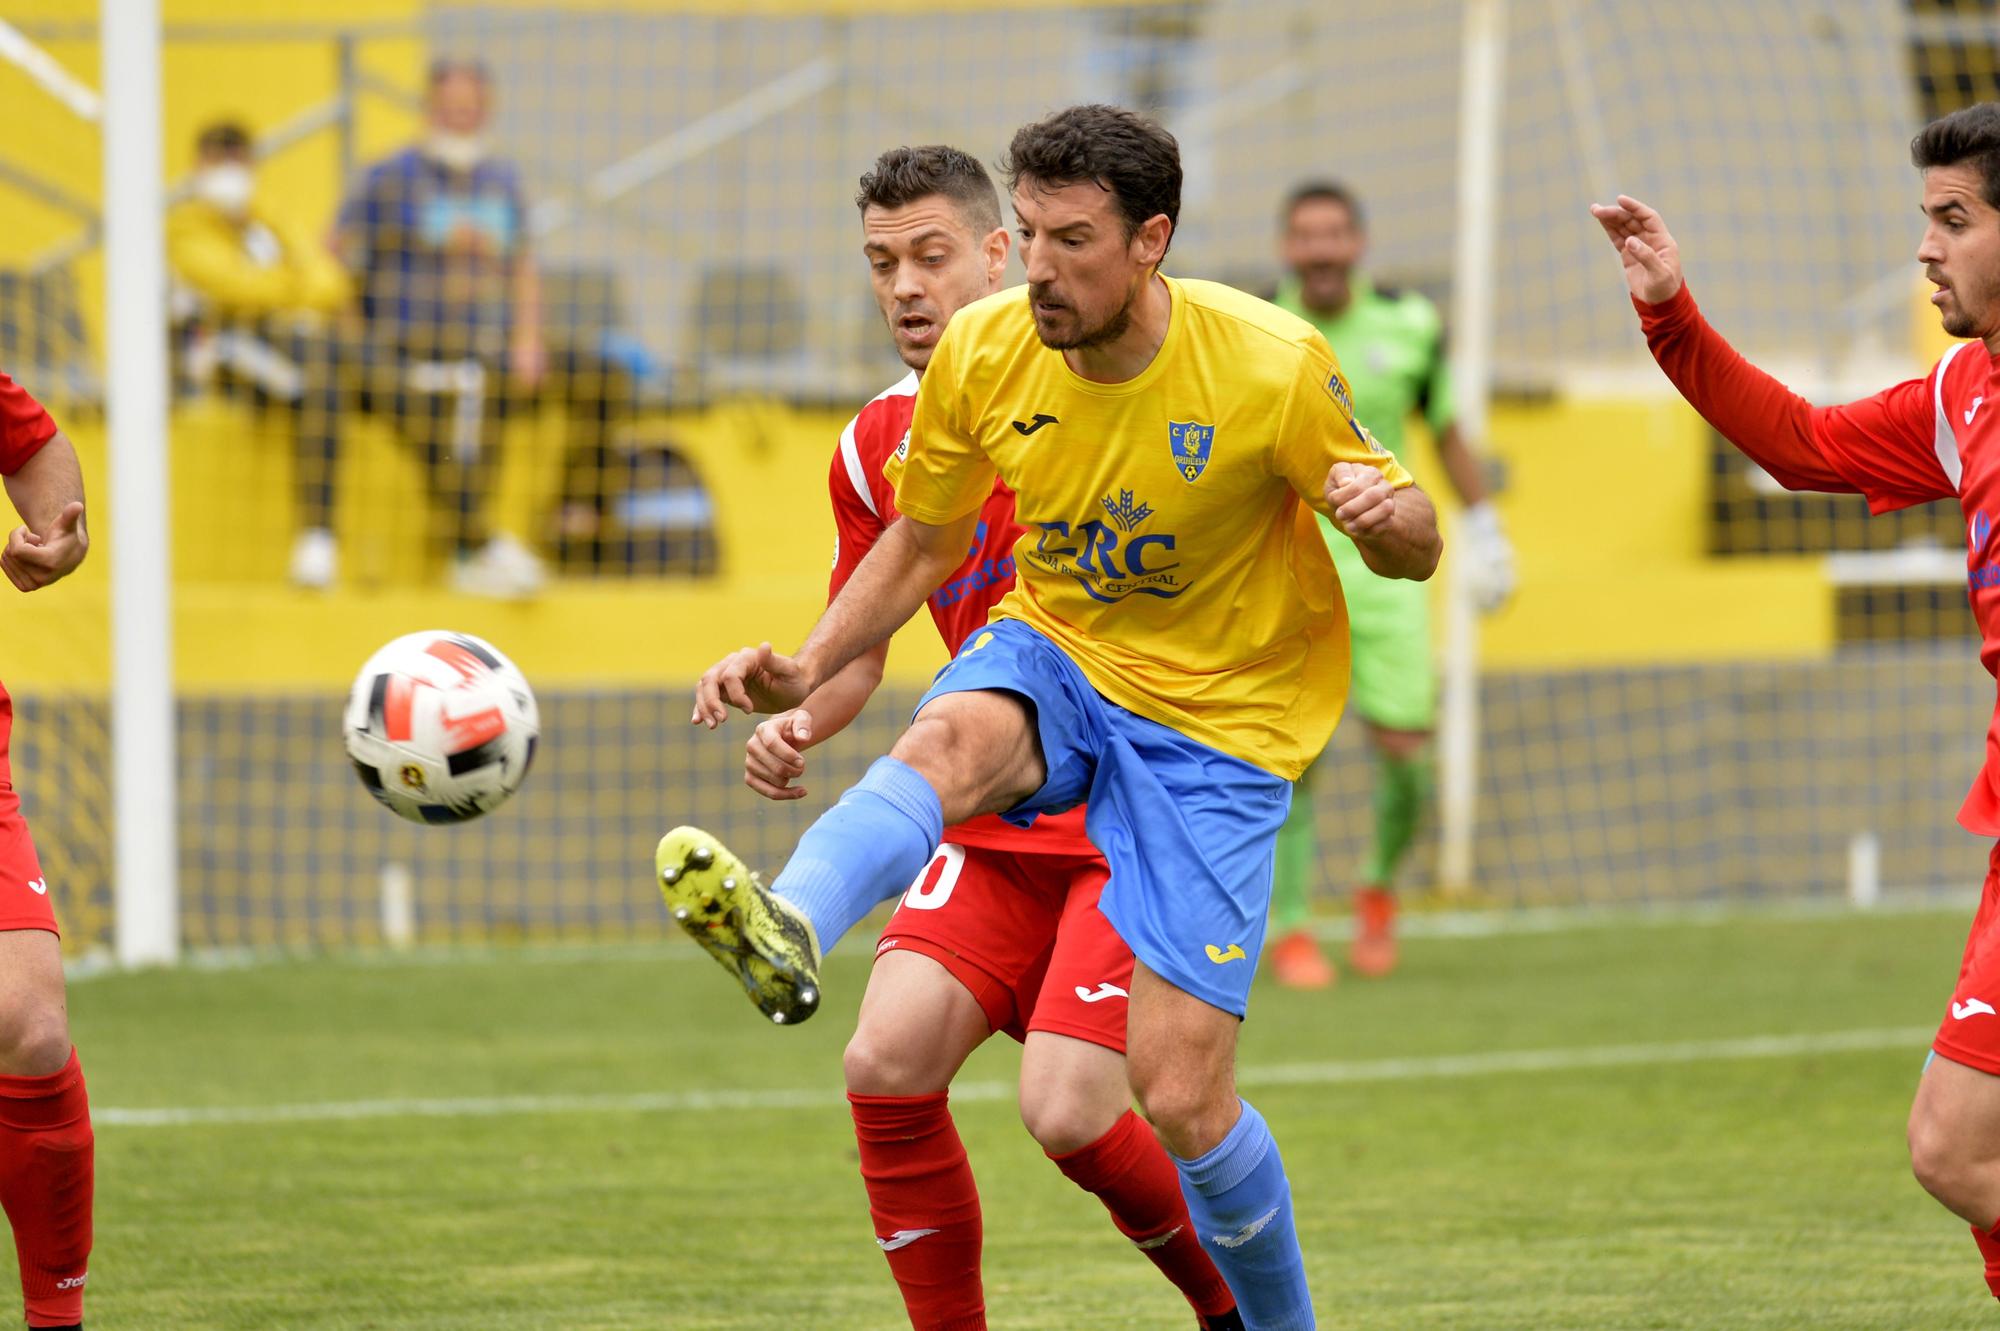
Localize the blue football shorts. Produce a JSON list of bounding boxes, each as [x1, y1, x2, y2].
[[914, 617, 1292, 1017]]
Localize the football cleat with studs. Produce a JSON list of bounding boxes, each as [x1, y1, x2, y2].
[[656, 825, 823, 1025]]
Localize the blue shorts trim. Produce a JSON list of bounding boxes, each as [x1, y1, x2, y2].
[[915, 619, 1291, 1016]]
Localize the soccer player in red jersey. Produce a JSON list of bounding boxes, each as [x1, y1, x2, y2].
[[0, 371, 94, 1331], [736, 146, 1238, 1331], [1595, 101, 2000, 1305]]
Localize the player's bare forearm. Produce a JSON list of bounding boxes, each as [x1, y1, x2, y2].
[[1351, 484, 1441, 581], [4, 431, 82, 530], [794, 513, 975, 692], [742, 643, 888, 800], [693, 512, 971, 728], [1435, 423, 1491, 508], [2, 431, 88, 593], [793, 643, 888, 748]]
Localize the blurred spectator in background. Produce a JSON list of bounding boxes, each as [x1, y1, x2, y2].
[[1263, 180, 1516, 988], [337, 57, 635, 597], [168, 120, 351, 589]]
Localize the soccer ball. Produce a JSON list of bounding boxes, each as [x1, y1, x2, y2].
[[343, 630, 540, 824]]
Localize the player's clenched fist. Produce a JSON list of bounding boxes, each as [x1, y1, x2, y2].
[[1326, 461, 1397, 538], [691, 641, 811, 729], [2, 501, 86, 594], [745, 709, 815, 801]]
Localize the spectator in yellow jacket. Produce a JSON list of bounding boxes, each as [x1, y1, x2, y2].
[[168, 120, 352, 588]]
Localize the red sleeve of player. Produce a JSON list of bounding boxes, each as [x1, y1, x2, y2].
[[0, 371, 58, 476], [1637, 286, 1954, 513], [828, 420, 889, 605]]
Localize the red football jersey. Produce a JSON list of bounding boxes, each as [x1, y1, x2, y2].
[[1640, 286, 2000, 833], [829, 373, 1092, 854], [0, 370, 59, 777], [0, 371, 55, 479]]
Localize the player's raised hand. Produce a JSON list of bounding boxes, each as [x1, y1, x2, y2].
[[1589, 195, 1683, 304], [745, 709, 815, 801], [692, 642, 810, 729], [1326, 461, 1396, 537], [1, 501, 87, 593]]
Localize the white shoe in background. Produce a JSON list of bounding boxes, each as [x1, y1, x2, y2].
[[289, 527, 337, 590], [451, 533, 546, 600]]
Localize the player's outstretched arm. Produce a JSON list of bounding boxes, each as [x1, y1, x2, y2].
[[2, 430, 87, 594], [692, 511, 975, 728], [1589, 196, 1926, 500], [744, 642, 889, 801], [1327, 462, 1440, 580]]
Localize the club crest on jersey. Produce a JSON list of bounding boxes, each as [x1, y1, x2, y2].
[[1168, 421, 1216, 483]]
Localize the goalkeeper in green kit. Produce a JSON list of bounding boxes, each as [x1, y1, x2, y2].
[[1265, 182, 1515, 987]]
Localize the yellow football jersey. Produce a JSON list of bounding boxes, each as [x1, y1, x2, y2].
[[892, 275, 1416, 779]]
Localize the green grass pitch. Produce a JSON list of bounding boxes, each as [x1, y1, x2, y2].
[[56, 907, 1991, 1328]]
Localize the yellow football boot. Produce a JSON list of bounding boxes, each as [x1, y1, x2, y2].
[[656, 826, 823, 1024]]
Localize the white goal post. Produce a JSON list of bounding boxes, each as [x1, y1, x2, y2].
[[102, 0, 178, 965]]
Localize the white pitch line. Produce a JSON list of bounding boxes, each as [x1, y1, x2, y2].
[[62, 891, 1982, 984], [94, 1026, 1933, 1130]]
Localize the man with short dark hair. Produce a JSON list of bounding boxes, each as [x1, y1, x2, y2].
[[1594, 100, 2000, 1305], [745, 140, 1238, 1330], [1264, 181, 1515, 987], [668, 104, 1441, 1329]]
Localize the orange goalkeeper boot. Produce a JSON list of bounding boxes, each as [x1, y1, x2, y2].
[[1269, 928, 1336, 989], [1348, 887, 1399, 978]]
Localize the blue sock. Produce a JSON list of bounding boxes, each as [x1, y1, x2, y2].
[[773, 756, 944, 954], [1172, 1099, 1313, 1331]]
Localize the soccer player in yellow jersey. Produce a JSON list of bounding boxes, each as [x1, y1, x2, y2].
[[665, 105, 1440, 1328]]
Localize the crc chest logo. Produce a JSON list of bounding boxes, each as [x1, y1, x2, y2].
[[1027, 490, 1184, 603], [1169, 420, 1216, 483]]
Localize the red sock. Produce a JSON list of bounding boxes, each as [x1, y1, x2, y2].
[[1973, 1216, 2000, 1299], [0, 1049, 93, 1329], [849, 1092, 984, 1331], [1049, 1109, 1236, 1320]]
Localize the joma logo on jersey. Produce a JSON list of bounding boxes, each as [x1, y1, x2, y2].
[[1168, 421, 1215, 483], [1027, 491, 1184, 603]]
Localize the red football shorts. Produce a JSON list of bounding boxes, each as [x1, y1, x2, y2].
[[1934, 842, 2000, 1076], [875, 842, 1133, 1053], [0, 781, 56, 937]]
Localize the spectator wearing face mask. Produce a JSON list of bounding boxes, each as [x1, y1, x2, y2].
[[334, 58, 550, 599], [168, 119, 352, 589]]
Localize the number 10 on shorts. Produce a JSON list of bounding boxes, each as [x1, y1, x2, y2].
[[904, 844, 966, 911]]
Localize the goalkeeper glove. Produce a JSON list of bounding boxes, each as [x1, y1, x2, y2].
[[1457, 502, 1515, 613]]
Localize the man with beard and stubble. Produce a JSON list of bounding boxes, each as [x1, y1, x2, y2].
[[1594, 101, 2000, 1307], [742, 142, 1238, 1331], [1262, 181, 1516, 988], [666, 106, 1440, 1330]]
